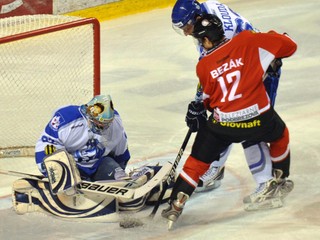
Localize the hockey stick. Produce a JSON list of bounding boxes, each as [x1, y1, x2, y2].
[[149, 128, 192, 218], [0, 146, 34, 158], [0, 162, 172, 200], [0, 169, 46, 181], [119, 128, 192, 228]]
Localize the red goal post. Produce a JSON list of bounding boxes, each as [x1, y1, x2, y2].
[[0, 14, 101, 158]]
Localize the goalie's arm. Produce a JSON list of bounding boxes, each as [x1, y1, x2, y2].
[[132, 162, 172, 199], [80, 162, 172, 199]]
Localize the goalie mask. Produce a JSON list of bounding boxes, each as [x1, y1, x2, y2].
[[80, 95, 114, 134]]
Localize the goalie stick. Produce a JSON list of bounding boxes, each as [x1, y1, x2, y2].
[[0, 161, 172, 200], [0, 146, 34, 158], [119, 129, 192, 228]]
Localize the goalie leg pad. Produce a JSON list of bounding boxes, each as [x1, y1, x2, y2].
[[12, 178, 120, 222], [12, 179, 43, 214]]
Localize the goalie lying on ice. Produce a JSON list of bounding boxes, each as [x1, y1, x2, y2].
[[10, 94, 172, 221], [12, 150, 173, 222]]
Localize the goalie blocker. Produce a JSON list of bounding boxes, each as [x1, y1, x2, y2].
[[11, 150, 174, 222], [43, 150, 82, 195]]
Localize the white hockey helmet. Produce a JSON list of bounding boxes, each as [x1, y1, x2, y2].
[[80, 95, 114, 133]]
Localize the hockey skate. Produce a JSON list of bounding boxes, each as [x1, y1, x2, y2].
[[195, 166, 225, 193], [161, 192, 189, 230], [243, 169, 294, 211], [243, 178, 282, 211], [274, 169, 294, 200], [278, 179, 294, 199]]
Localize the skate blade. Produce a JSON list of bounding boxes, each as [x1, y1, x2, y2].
[[244, 197, 283, 211], [168, 220, 174, 230], [279, 181, 294, 200], [194, 180, 221, 193]]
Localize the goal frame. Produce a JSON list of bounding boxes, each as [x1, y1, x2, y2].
[[0, 17, 101, 95], [0, 16, 101, 158]]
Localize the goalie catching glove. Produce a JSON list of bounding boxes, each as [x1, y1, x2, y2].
[[185, 101, 207, 132]]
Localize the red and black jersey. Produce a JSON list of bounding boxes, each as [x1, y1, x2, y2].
[[196, 30, 297, 122]]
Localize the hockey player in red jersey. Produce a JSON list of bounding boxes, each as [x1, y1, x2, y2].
[[162, 14, 297, 229], [171, 0, 284, 196]]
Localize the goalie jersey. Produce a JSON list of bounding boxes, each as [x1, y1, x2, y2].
[[35, 105, 130, 177]]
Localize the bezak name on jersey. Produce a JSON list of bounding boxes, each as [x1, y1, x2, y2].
[[210, 57, 244, 78]]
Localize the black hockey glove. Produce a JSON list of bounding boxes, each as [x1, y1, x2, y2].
[[185, 101, 207, 132], [266, 58, 282, 78]]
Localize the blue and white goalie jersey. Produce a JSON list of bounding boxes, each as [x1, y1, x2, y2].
[[35, 105, 130, 176]]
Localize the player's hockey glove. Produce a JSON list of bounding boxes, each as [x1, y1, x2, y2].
[[185, 101, 207, 132]]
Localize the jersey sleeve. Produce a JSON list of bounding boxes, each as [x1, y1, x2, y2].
[[196, 63, 216, 110], [34, 106, 80, 175], [251, 31, 297, 71], [108, 112, 131, 165], [35, 121, 65, 175]]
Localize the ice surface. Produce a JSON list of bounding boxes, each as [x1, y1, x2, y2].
[[1, 0, 320, 239]]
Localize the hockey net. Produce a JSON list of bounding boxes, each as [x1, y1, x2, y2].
[[0, 15, 101, 158]]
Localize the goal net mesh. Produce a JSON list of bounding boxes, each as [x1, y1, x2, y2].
[[0, 14, 100, 157]]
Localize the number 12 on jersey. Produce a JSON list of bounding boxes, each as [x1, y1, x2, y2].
[[217, 70, 242, 102]]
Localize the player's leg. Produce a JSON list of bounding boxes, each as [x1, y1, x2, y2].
[[243, 114, 293, 210], [269, 126, 293, 199], [195, 145, 231, 192], [242, 141, 273, 184], [162, 125, 231, 225], [242, 141, 282, 210]]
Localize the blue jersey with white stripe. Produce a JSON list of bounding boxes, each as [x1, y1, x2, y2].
[[197, 1, 255, 58]]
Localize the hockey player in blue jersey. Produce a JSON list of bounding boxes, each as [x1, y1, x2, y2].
[[35, 94, 130, 181], [171, 0, 284, 209]]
